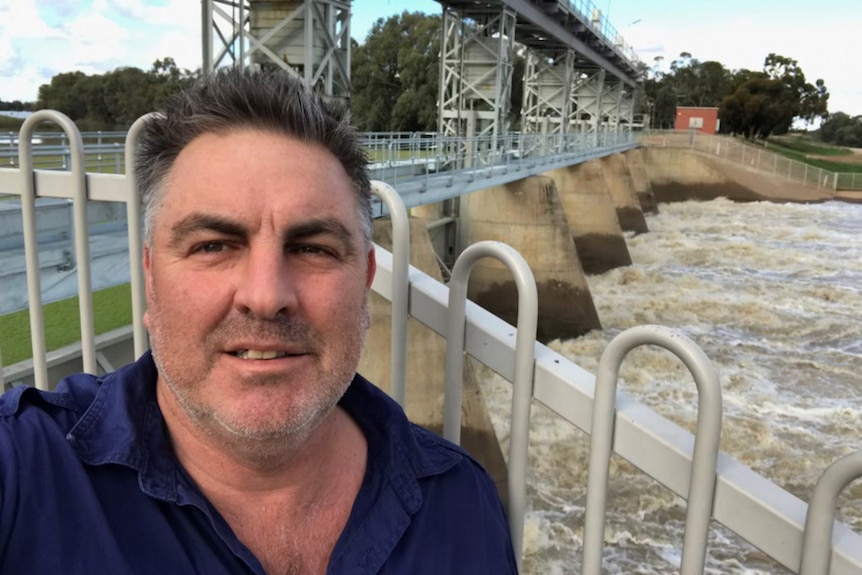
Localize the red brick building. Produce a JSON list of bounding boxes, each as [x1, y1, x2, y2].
[[674, 106, 720, 134]]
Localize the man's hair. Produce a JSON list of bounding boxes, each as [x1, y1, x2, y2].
[[134, 67, 372, 244]]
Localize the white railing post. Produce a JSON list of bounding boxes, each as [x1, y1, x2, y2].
[[800, 449, 862, 575], [124, 114, 156, 359], [370, 180, 410, 408], [582, 325, 722, 575], [19, 111, 97, 385], [442, 240, 538, 570]]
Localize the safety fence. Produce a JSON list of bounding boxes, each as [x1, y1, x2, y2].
[[641, 130, 862, 192], [1, 111, 862, 573]]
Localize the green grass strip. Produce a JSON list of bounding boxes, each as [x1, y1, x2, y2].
[[767, 137, 852, 157], [0, 283, 132, 366], [762, 140, 862, 174]]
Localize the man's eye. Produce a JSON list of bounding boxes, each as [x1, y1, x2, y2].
[[194, 242, 226, 254], [292, 245, 334, 257]]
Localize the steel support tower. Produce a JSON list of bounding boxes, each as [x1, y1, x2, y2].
[[202, 0, 351, 101], [438, 4, 517, 149]]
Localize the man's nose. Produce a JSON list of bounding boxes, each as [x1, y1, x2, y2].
[[233, 245, 297, 319]]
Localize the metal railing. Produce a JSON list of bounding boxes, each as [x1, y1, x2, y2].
[[563, 0, 642, 70], [2, 128, 637, 196], [1, 130, 126, 172], [3, 113, 862, 573], [641, 130, 862, 192]]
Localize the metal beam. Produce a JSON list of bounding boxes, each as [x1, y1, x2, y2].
[[480, 0, 639, 86]]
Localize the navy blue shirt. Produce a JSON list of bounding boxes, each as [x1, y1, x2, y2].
[[0, 353, 517, 574]]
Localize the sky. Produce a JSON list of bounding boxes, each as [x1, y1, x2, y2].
[[1, 0, 860, 117]]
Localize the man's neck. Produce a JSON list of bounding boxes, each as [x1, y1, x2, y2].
[[156, 379, 367, 498], [157, 381, 368, 574]]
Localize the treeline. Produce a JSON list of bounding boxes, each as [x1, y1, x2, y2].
[[818, 113, 862, 147], [4, 11, 851, 143], [7, 58, 196, 131], [0, 100, 35, 112], [644, 52, 829, 139]]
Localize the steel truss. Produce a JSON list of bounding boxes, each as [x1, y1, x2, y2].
[[438, 5, 517, 149], [521, 49, 574, 135], [203, 0, 351, 101]]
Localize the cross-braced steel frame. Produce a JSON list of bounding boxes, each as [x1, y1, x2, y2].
[[521, 49, 574, 135], [438, 5, 517, 149], [202, 0, 351, 101]]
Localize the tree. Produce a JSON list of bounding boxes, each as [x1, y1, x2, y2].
[[820, 112, 862, 147], [719, 54, 829, 138], [351, 12, 442, 132], [38, 71, 91, 121], [641, 52, 731, 129], [35, 59, 197, 130]]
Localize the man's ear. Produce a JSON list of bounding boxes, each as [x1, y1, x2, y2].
[[365, 245, 377, 290], [142, 244, 153, 328]]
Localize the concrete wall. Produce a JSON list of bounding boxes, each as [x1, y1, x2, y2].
[[3, 326, 136, 390], [624, 148, 659, 214], [599, 153, 649, 233], [459, 176, 601, 343], [0, 199, 126, 249], [640, 147, 834, 203], [544, 162, 632, 274]]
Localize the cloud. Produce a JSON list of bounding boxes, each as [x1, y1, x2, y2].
[[3, 0, 860, 116], [0, 0, 200, 101]]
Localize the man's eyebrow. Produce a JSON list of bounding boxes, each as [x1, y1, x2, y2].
[[284, 218, 355, 248], [168, 214, 247, 248]]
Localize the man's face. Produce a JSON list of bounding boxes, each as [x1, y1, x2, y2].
[[143, 129, 375, 448]]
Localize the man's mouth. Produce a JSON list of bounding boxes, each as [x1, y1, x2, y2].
[[233, 350, 291, 360]]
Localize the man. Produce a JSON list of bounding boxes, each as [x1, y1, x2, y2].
[[0, 68, 517, 574]]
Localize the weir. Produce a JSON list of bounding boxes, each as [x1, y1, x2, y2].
[[2, 117, 862, 573], [3, 0, 862, 570]]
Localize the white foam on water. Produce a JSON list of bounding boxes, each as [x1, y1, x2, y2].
[[479, 198, 862, 573]]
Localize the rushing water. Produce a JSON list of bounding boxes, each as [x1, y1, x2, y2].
[[478, 197, 862, 574]]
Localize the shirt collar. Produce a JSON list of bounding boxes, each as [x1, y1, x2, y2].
[[66, 351, 178, 501], [65, 352, 464, 510]]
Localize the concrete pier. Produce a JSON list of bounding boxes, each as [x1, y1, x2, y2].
[[546, 162, 632, 274], [360, 217, 509, 501], [600, 153, 649, 233], [624, 148, 659, 214], [460, 176, 601, 342]]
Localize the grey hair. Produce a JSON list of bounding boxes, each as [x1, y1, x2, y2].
[[134, 67, 372, 245]]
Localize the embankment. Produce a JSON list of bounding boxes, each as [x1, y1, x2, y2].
[[641, 147, 836, 204]]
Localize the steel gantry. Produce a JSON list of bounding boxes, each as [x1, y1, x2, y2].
[[521, 49, 575, 136], [438, 4, 518, 150], [202, 0, 351, 101], [438, 0, 644, 145]]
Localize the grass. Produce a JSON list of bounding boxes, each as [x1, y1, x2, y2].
[[762, 137, 862, 174], [0, 116, 24, 131], [0, 283, 132, 366], [767, 136, 852, 157]]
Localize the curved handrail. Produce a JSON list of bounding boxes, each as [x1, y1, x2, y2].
[[124, 113, 160, 359], [800, 449, 862, 575], [19, 111, 95, 387], [369, 180, 410, 408], [442, 240, 538, 570], [581, 325, 722, 575]]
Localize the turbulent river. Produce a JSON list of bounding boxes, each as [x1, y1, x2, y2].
[[477, 197, 862, 574]]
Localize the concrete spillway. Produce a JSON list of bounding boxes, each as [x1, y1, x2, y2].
[[0, 199, 131, 315]]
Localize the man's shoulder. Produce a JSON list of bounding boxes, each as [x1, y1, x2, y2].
[[0, 354, 155, 439], [0, 373, 100, 426]]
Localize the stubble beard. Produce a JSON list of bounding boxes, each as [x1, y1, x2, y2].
[[148, 297, 371, 463]]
